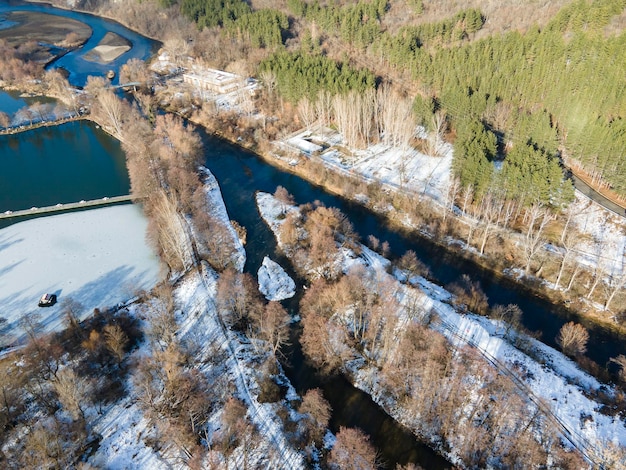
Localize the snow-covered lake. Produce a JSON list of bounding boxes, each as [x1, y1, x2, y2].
[[0, 205, 160, 345]]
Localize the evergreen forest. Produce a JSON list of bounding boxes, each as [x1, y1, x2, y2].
[[179, 0, 626, 204]]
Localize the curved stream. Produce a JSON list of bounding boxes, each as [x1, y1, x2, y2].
[[198, 130, 626, 467], [0, 0, 159, 87]]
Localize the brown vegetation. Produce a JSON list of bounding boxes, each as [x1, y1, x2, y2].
[[556, 321, 590, 357]]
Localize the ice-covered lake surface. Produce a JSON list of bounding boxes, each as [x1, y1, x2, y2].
[[0, 204, 160, 345]]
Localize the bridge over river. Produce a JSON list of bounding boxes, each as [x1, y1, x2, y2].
[[0, 195, 135, 220]]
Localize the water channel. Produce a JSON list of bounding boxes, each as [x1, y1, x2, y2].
[[0, 119, 129, 227], [1, 2, 625, 467], [0, 0, 159, 87], [197, 129, 626, 467]]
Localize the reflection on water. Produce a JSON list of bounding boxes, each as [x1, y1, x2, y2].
[[0, 90, 56, 117], [0, 1, 159, 87], [0, 121, 129, 225]]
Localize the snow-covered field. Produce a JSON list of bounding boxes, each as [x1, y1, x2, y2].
[[280, 127, 626, 282], [0, 205, 160, 346], [257, 191, 626, 466], [569, 193, 626, 277], [284, 126, 453, 203]]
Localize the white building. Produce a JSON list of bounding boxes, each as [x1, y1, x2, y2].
[[182, 68, 242, 94]]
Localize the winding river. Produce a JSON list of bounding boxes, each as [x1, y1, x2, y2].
[[0, 0, 159, 87], [2, 2, 626, 468]]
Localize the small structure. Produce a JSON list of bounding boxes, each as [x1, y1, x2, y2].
[[286, 136, 323, 156], [183, 67, 242, 94], [38, 293, 57, 307]]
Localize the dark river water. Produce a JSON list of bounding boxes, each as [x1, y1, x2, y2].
[[198, 131, 625, 367], [1, 2, 624, 467], [196, 130, 626, 467], [0, 120, 129, 224]]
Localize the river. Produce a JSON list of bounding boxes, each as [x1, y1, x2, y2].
[[0, 0, 159, 87], [0, 119, 129, 227], [198, 131, 626, 368], [2, 2, 625, 467]]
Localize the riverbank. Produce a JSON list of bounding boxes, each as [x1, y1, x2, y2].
[[256, 190, 626, 468], [192, 115, 626, 342]]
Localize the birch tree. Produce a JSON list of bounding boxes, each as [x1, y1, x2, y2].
[[376, 85, 415, 149], [522, 203, 554, 274], [297, 96, 317, 132], [603, 269, 626, 313], [554, 229, 581, 290], [315, 90, 333, 127], [477, 191, 503, 255]]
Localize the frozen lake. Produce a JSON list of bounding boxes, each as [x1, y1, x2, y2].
[[0, 204, 160, 346]]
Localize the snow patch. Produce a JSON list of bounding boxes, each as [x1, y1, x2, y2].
[[0, 205, 160, 347], [198, 166, 246, 272], [257, 256, 295, 301]]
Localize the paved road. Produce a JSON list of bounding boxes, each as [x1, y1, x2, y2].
[[571, 174, 626, 218]]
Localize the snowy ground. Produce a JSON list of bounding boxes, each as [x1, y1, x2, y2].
[[279, 127, 626, 282], [257, 256, 296, 301], [257, 191, 626, 465], [0, 205, 160, 346], [568, 193, 626, 277], [88, 184, 304, 469], [198, 166, 246, 272], [283, 126, 453, 203]]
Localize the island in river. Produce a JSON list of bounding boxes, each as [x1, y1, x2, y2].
[[0, 10, 91, 64]]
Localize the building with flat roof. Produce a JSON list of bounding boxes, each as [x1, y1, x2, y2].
[[183, 67, 242, 94]]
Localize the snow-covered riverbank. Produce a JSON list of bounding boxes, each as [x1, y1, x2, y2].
[[256, 190, 626, 468], [0, 204, 160, 346]]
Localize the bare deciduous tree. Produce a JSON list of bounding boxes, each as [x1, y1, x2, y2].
[[477, 190, 504, 255], [252, 301, 290, 355], [491, 304, 522, 335], [554, 228, 581, 290], [297, 96, 317, 132], [60, 298, 84, 336], [299, 388, 331, 446], [397, 249, 430, 280], [274, 185, 295, 214], [216, 269, 263, 329], [522, 203, 554, 274], [376, 85, 415, 149], [556, 321, 589, 356], [147, 191, 193, 272], [53, 368, 90, 421], [104, 324, 129, 365], [93, 89, 127, 138], [315, 90, 333, 127], [329, 426, 378, 470], [119, 58, 151, 87]]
